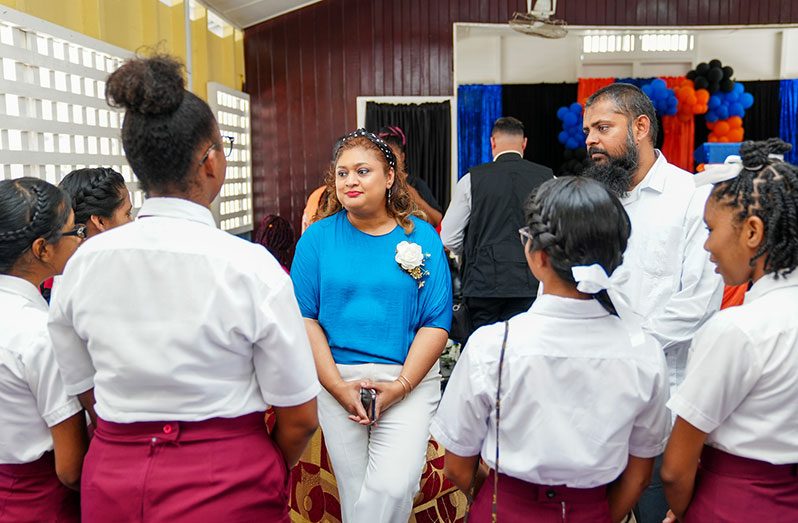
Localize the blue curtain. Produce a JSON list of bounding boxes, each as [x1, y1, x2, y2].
[[457, 84, 502, 179], [780, 79, 798, 164]]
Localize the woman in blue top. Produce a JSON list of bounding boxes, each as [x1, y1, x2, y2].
[[292, 129, 452, 523]]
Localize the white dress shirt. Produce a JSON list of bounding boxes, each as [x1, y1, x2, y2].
[[614, 152, 723, 392], [431, 295, 670, 488], [0, 275, 81, 464], [440, 151, 523, 254], [49, 197, 320, 423], [669, 271, 798, 464]]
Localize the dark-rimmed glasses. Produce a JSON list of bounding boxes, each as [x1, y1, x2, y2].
[[62, 224, 87, 240], [200, 135, 235, 164]]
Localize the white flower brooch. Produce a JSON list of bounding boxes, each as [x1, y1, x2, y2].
[[395, 241, 431, 288]]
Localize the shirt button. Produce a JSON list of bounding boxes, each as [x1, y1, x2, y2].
[[163, 425, 172, 434], [546, 488, 556, 499]]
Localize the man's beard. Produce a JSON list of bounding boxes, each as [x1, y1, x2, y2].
[[582, 129, 639, 199]]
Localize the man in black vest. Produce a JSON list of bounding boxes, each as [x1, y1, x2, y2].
[[441, 117, 553, 340]]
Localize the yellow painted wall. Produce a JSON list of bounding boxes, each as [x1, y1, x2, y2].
[[1, 0, 245, 99]]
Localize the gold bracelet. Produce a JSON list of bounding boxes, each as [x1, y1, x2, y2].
[[397, 375, 413, 398], [395, 377, 410, 399]]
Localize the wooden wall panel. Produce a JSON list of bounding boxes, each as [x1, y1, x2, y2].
[[245, 0, 798, 230]]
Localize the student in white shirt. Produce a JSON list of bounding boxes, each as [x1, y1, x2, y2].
[[59, 167, 134, 237], [0, 178, 88, 522], [581, 83, 723, 523], [431, 176, 670, 523], [48, 54, 320, 523], [661, 138, 798, 522]]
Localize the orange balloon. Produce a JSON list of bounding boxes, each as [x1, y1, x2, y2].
[[719, 137, 729, 143], [696, 163, 706, 172], [729, 129, 744, 142], [709, 135, 718, 142], [696, 89, 710, 103], [678, 112, 692, 122], [686, 94, 697, 106], [729, 116, 743, 128], [706, 121, 716, 130], [715, 121, 731, 136]]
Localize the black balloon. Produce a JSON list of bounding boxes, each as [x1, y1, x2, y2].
[[696, 62, 710, 75], [707, 67, 723, 83], [709, 81, 720, 93], [695, 77, 709, 90], [686, 70, 697, 80], [722, 66, 734, 79], [709, 59, 722, 69], [721, 79, 734, 92]]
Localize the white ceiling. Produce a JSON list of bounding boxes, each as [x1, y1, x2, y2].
[[201, 0, 323, 28]]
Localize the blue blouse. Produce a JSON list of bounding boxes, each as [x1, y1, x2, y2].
[[291, 211, 452, 365]]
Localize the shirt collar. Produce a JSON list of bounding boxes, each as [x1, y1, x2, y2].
[[0, 275, 48, 311], [744, 270, 798, 304], [136, 197, 217, 228], [623, 150, 668, 204], [530, 293, 610, 319], [493, 150, 523, 162]]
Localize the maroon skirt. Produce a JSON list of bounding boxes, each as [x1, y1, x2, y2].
[[81, 412, 290, 523], [685, 446, 798, 522], [0, 451, 80, 522], [470, 470, 611, 523]]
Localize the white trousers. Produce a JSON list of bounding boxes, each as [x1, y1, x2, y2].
[[317, 362, 441, 523]]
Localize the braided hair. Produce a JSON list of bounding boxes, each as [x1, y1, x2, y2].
[[710, 138, 798, 277], [253, 214, 295, 269], [59, 167, 127, 224], [0, 178, 71, 274], [525, 176, 631, 315]]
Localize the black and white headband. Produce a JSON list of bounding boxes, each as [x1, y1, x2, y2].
[[335, 128, 397, 168], [694, 153, 785, 187]]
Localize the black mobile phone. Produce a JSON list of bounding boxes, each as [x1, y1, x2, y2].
[[360, 388, 377, 421]]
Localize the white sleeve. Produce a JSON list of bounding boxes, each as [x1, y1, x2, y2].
[[628, 340, 671, 458], [430, 339, 491, 456], [643, 186, 723, 351], [24, 333, 82, 427], [48, 267, 96, 396], [252, 277, 321, 407], [667, 316, 761, 433], [440, 174, 472, 255]]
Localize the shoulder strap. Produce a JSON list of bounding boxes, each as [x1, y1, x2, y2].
[[492, 320, 510, 522]]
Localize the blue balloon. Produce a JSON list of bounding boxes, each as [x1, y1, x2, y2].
[[563, 112, 577, 126], [708, 96, 721, 109], [652, 78, 667, 90], [706, 111, 719, 123], [717, 106, 729, 120], [557, 107, 568, 120], [729, 102, 744, 117], [570, 102, 582, 113], [558, 130, 569, 144], [741, 92, 754, 108], [733, 82, 744, 94], [726, 91, 739, 102], [566, 137, 579, 150]]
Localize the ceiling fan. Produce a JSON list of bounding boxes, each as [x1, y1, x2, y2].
[[509, 0, 568, 39]]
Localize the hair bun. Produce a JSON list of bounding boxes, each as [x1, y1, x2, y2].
[[740, 138, 793, 169], [106, 54, 185, 115]]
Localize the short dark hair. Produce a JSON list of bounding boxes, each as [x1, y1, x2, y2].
[[0, 177, 71, 273], [105, 54, 217, 195], [253, 214, 296, 269], [710, 138, 798, 277], [492, 116, 525, 138], [524, 176, 631, 315], [585, 83, 658, 145], [59, 167, 127, 224]]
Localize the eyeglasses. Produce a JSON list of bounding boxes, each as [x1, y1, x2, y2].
[[518, 226, 533, 248], [200, 135, 235, 164], [62, 224, 87, 240]]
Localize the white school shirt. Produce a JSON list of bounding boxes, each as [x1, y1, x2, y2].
[[430, 295, 670, 488], [668, 271, 798, 464], [613, 151, 723, 393], [0, 275, 81, 464], [49, 197, 320, 423]]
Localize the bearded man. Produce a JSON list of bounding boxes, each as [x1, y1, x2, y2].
[[581, 83, 723, 523]]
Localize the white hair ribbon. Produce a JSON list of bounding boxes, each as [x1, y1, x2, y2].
[[694, 153, 785, 188], [571, 264, 646, 345]]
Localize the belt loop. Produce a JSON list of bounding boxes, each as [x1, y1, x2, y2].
[[561, 500, 566, 522]]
